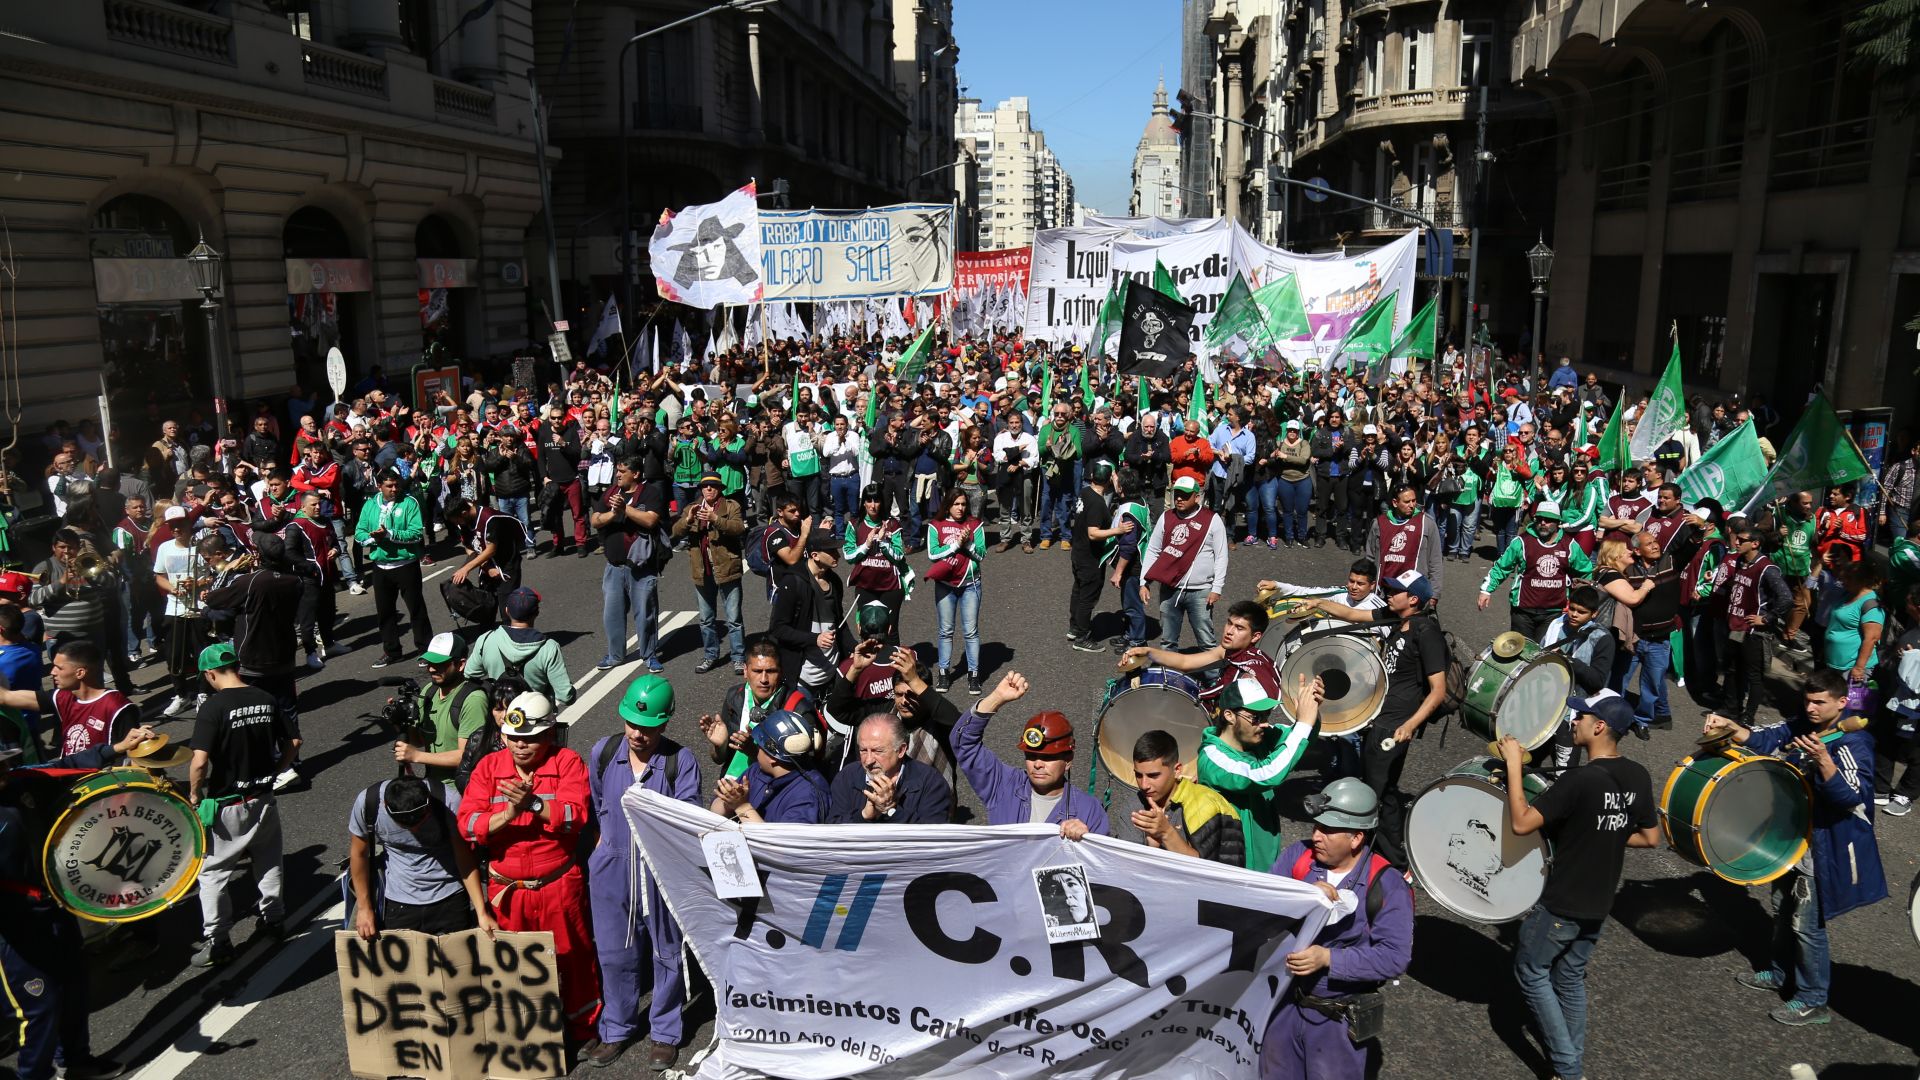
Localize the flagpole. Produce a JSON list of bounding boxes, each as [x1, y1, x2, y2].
[[759, 301, 770, 366]]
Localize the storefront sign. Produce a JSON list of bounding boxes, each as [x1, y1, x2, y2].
[[413, 365, 461, 411], [286, 258, 374, 295], [417, 258, 477, 289], [92, 259, 203, 304]]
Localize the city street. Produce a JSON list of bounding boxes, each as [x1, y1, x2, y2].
[[30, 529, 1917, 1080]]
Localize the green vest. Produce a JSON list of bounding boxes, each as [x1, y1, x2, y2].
[[1491, 463, 1524, 508], [1777, 514, 1815, 577]]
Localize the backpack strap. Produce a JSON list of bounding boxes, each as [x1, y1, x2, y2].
[[359, 781, 386, 861], [596, 734, 685, 793]]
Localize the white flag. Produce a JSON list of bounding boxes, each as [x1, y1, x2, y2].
[[585, 294, 621, 357], [648, 182, 764, 308], [674, 322, 692, 366], [650, 328, 661, 374]]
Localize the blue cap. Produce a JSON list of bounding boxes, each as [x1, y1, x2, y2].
[[1569, 690, 1636, 735]]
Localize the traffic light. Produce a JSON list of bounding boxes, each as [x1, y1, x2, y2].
[[1266, 164, 1285, 212], [770, 177, 791, 209]]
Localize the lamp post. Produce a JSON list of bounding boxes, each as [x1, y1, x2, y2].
[[1527, 234, 1554, 392], [618, 0, 779, 326], [185, 231, 231, 435]]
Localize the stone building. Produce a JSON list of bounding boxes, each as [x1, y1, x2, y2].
[[1130, 79, 1185, 218], [955, 96, 1078, 250]]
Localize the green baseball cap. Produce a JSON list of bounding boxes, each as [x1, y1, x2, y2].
[[619, 674, 676, 728], [1219, 677, 1280, 715], [197, 642, 237, 672]]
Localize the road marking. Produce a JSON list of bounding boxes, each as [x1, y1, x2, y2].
[[121, 875, 347, 1079], [422, 564, 451, 584], [568, 633, 640, 697], [561, 612, 695, 733]]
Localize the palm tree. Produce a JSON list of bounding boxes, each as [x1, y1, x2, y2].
[[1848, 0, 1920, 85]]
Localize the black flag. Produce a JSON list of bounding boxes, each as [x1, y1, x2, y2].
[[1115, 278, 1196, 381]]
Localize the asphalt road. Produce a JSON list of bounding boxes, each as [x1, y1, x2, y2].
[[21, 525, 1920, 1080]]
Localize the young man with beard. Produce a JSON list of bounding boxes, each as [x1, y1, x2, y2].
[[1365, 484, 1445, 598], [696, 638, 817, 780], [1197, 677, 1322, 871], [953, 672, 1108, 838], [354, 469, 432, 667], [1596, 465, 1652, 545], [1139, 475, 1230, 649]]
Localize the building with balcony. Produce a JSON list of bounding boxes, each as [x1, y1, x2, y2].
[[1131, 79, 1186, 217], [1178, 0, 1222, 218], [536, 0, 920, 319], [0, 0, 544, 435], [954, 96, 1076, 250], [1515, 0, 1916, 418], [1199, 0, 1281, 238]]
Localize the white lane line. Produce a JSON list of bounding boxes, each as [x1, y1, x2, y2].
[[569, 633, 640, 697], [560, 612, 696, 730], [121, 876, 347, 1079], [421, 564, 450, 584]]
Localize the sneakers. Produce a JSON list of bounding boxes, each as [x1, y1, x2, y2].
[[348, 581, 367, 596], [694, 657, 723, 675], [967, 673, 983, 696], [933, 668, 950, 693], [1876, 792, 1892, 805], [1070, 636, 1105, 653], [1770, 1000, 1831, 1026], [1267, 538, 1279, 549], [1244, 535, 1257, 546], [306, 651, 325, 671], [596, 656, 619, 672], [647, 659, 666, 674], [271, 767, 300, 793], [1735, 969, 1785, 993], [162, 695, 193, 718], [327, 641, 350, 657], [733, 662, 746, 675], [1060, 540, 1071, 551], [1889, 795, 1914, 816], [190, 937, 233, 967], [371, 654, 401, 669]]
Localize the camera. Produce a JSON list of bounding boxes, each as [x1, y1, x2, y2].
[[375, 677, 431, 746]]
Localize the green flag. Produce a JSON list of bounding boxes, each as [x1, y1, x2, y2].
[[1152, 259, 1182, 302], [1091, 279, 1125, 356], [1137, 375, 1151, 415], [1596, 395, 1630, 473], [1188, 375, 1208, 426], [790, 369, 800, 412], [894, 324, 935, 383], [1204, 272, 1266, 357], [1676, 419, 1770, 510], [1331, 291, 1398, 374], [1628, 339, 1686, 463], [1251, 274, 1312, 344], [1746, 392, 1871, 514], [1385, 295, 1438, 365], [1080, 360, 1093, 411], [863, 381, 879, 431], [1041, 362, 1054, 415]]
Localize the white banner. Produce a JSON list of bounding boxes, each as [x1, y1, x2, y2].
[[651, 184, 765, 308], [624, 790, 1332, 1080], [1023, 221, 1417, 360], [760, 204, 954, 302]]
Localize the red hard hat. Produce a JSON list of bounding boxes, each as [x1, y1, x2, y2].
[[1020, 711, 1075, 756]]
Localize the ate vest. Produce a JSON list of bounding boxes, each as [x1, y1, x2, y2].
[[288, 515, 335, 581], [1517, 531, 1578, 609], [1604, 492, 1651, 541], [925, 519, 979, 585], [1642, 510, 1684, 554], [1376, 513, 1424, 581], [1146, 508, 1216, 588], [848, 518, 902, 592], [1726, 555, 1775, 624]]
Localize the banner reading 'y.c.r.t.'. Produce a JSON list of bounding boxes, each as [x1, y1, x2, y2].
[[624, 789, 1333, 1080]]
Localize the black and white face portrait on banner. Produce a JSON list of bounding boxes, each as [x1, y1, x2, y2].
[[1034, 863, 1099, 943]]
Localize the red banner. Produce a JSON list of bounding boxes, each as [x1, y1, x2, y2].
[[954, 248, 1031, 291]]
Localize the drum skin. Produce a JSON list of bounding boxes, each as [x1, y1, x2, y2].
[[1660, 748, 1810, 886], [1096, 668, 1211, 789], [1462, 643, 1572, 751], [1407, 758, 1552, 924], [1278, 633, 1387, 736], [1909, 871, 1920, 947], [43, 767, 207, 923]]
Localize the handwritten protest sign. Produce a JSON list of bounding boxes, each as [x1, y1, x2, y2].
[[335, 930, 565, 1080]]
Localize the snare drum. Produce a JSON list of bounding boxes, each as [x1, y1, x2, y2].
[[1278, 632, 1387, 736], [43, 768, 206, 923], [1406, 758, 1552, 924], [1463, 640, 1572, 750], [1660, 747, 1810, 886], [1096, 668, 1211, 789]]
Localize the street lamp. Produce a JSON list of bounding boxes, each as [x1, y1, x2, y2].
[[618, 0, 779, 323], [1527, 234, 1554, 391], [185, 231, 231, 430]]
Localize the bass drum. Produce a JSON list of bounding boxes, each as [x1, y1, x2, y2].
[[1406, 759, 1552, 924], [44, 768, 206, 923], [1660, 747, 1810, 886], [1096, 668, 1211, 789], [1462, 635, 1572, 751], [1278, 632, 1386, 736]]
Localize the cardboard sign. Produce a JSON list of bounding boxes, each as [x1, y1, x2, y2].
[[335, 930, 566, 1080]]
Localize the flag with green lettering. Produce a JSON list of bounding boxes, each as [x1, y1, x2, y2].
[[1331, 291, 1397, 374], [1385, 295, 1438, 366], [1628, 340, 1686, 463], [1676, 419, 1770, 511], [1743, 393, 1871, 515]]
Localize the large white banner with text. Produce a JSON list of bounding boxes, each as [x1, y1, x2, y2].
[[624, 789, 1332, 1080], [759, 205, 955, 302]]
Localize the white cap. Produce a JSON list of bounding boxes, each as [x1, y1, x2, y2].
[[1362, 424, 1379, 435], [163, 506, 188, 522], [1535, 500, 1563, 521]]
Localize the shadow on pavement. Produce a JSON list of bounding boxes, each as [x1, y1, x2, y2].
[[1829, 963, 1920, 1056], [1610, 872, 1763, 959]]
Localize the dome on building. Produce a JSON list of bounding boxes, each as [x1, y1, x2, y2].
[[1139, 77, 1179, 148]]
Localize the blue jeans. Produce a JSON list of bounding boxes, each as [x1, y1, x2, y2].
[[1491, 504, 1521, 555], [1442, 501, 1477, 557], [1632, 638, 1672, 725], [1157, 585, 1216, 649], [934, 580, 982, 674], [601, 564, 658, 665], [1514, 904, 1603, 1080], [694, 579, 744, 664], [673, 485, 701, 517], [829, 474, 860, 523], [1278, 477, 1312, 542], [1250, 477, 1281, 540], [1120, 572, 1146, 644], [493, 495, 530, 535], [1767, 869, 1830, 1006], [330, 517, 359, 583], [1039, 474, 1074, 541]]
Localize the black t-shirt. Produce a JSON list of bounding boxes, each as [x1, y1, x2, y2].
[[1629, 555, 1682, 634], [189, 685, 289, 797], [1531, 756, 1657, 921], [1373, 611, 1449, 724], [1070, 485, 1110, 566], [599, 480, 666, 566], [481, 510, 526, 569]]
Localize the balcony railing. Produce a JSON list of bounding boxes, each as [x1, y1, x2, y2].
[[1309, 29, 1326, 56], [104, 0, 233, 64], [1669, 141, 1744, 202], [301, 40, 387, 98], [1770, 116, 1874, 190], [1596, 160, 1653, 211], [433, 78, 495, 123]]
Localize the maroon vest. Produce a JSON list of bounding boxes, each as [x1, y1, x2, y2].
[[1726, 555, 1774, 624], [1604, 492, 1651, 543], [848, 517, 901, 592], [1145, 508, 1217, 588], [925, 519, 978, 585], [1517, 530, 1577, 609], [1643, 509, 1684, 555], [288, 516, 334, 581], [1375, 513, 1423, 582]]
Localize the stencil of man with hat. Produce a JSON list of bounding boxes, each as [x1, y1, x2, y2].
[[671, 214, 757, 289]]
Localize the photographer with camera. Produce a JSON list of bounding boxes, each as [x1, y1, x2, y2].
[[744, 405, 789, 527], [390, 632, 488, 790]]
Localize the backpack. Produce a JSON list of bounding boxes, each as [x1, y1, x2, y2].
[[342, 779, 454, 930], [427, 682, 488, 790], [743, 523, 776, 577], [593, 733, 689, 793], [1428, 621, 1471, 722], [1288, 848, 1410, 922]]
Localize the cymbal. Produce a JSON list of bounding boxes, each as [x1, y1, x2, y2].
[[129, 734, 192, 769]]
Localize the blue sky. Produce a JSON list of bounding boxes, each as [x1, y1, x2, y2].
[[951, 0, 1185, 215]]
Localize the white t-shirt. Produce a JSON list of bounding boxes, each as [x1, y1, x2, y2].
[[152, 540, 195, 618]]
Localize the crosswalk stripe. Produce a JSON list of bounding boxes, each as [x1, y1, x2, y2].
[[560, 611, 696, 732]]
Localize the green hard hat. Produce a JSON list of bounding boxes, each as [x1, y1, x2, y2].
[[619, 674, 676, 728], [1302, 777, 1379, 831]]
